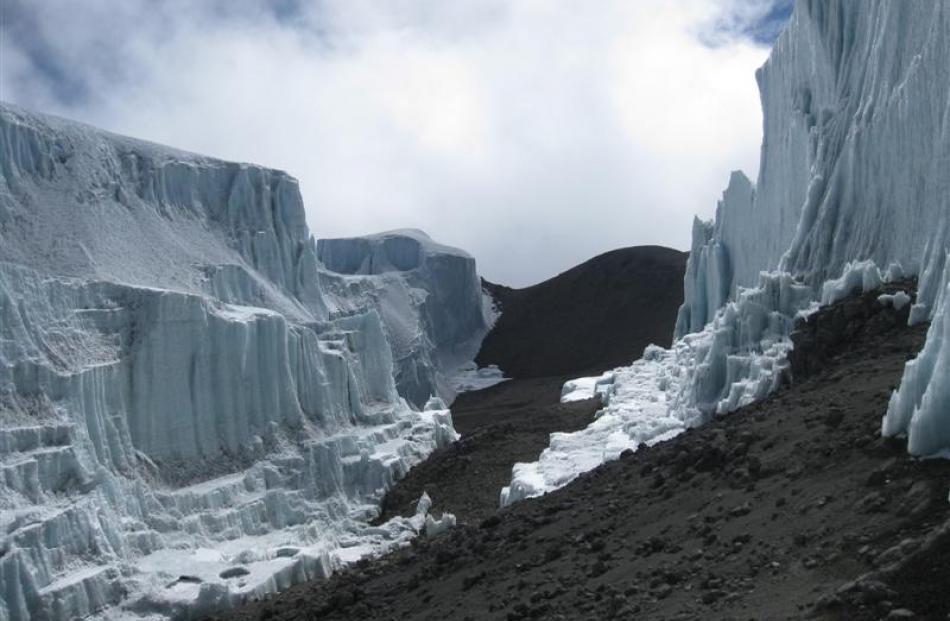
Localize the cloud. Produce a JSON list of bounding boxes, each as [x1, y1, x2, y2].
[[0, 0, 789, 286], [703, 0, 795, 45]]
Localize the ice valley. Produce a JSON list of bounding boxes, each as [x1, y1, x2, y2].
[[7, 0, 950, 617]]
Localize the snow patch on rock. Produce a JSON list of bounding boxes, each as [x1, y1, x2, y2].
[[878, 291, 912, 312]]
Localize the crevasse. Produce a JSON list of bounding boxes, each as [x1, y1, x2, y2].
[[503, 0, 950, 505]]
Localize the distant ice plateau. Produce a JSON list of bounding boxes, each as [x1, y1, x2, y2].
[[504, 0, 950, 504], [317, 228, 501, 407], [0, 104, 493, 620]]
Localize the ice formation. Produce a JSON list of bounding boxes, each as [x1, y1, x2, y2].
[[674, 171, 756, 338], [504, 0, 950, 504], [502, 272, 814, 505], [0, 104, 483, 620], [877, 291, 912, 312], [560, 377, 613, 404], [317, 229, 496, 407]]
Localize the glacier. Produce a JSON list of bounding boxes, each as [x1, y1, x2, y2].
[[0, 104, 484, 620], [504, 0, 950, 504], [317, 228, 496, 408]]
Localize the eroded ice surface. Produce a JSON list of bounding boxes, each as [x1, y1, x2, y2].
[[0, 104, 476, 620], [317, 229, 495, 408], [505, 0, 950, 504]]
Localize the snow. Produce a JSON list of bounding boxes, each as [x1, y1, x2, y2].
[[449, 362, 508, 394], [424, 512, 457, 538], [501, 350, 681, 506], [0, 104, 477, 621], [820, 261, 884, 306], [878, 291, 912, 312], [505, 0, 950, 504], [560, 375, 613, 403]]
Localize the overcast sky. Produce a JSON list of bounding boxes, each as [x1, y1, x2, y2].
[[1, 0, 792, 286]]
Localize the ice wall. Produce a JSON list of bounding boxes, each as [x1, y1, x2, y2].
[[317, 229, 492, 407], [0, 104, 460, 620], [683, 0, 950, 315], [679, 0, 950, 449], [674, 171, 755, 337], [884, 254, 950, 456], [505, 0, 950, 504]]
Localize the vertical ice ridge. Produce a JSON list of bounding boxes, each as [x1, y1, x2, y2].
[[0, 103, 473, 620], [687, 0, 950, 452], [317, 230, 492, 407], [674, 171, 751, 339], [884, 252, 950, 455], [506, 0, 950, 507], [684, 0, 950, 366]]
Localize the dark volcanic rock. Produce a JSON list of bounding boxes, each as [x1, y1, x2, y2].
[[476, 246, 687, 379], [787, 279, 916, 378]]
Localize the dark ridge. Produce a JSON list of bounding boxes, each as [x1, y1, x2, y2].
[[476, 245, 688, 379]]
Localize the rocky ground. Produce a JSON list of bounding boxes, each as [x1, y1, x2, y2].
[[375, 377, 600, 525], [375, 246, 683, 528], [216, 282, 950, 620]]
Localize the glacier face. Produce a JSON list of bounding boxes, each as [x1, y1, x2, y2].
[[704, 0, 950, 454], [683, 0, 950, 307], [658, 0, 950, 454], [683, 0, 950, 317], [317, 229, 493, 408], [674, 171, 756, 338], [0, 104, 473, 620], [505, 0, 950, 504]]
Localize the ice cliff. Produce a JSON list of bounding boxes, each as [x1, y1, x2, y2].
[[681, 0, 950, 333], [0, 104, 481, 620], [317, 229, 493, 408], [504, 0, 950, 504]]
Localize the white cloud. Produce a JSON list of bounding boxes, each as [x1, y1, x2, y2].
[[1, 0, 781, 286]]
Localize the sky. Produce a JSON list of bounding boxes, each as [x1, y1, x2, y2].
[[0, 0, 793, 286]]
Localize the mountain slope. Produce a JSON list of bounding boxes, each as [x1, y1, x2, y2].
[[217, 284, 950, 621], [366, 247, 688, 530], [476, 246, 687, 379]]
